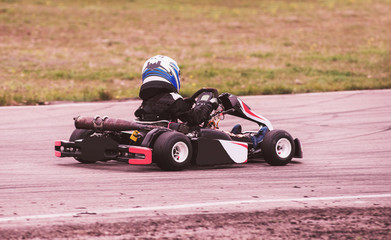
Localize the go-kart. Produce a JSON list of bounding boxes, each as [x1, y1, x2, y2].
[[55, 88, 303, 170]]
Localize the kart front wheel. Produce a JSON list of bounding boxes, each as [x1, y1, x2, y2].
[[261, 130, 295, 166], [153, 131, 193, 171], [69, 128, 97, 164]]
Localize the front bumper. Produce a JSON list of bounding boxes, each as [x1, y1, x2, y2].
[[294, 138, 303, 158]]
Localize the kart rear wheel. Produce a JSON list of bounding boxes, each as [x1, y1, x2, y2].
[[69, 128, 97, 164], [261, 130, 295, 166], [153, 131, 193, 171]]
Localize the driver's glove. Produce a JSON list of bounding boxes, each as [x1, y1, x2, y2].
[[192, 101, 214, 124]]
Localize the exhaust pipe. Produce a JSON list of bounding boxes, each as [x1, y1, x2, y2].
[[74, 116, 154, 131]]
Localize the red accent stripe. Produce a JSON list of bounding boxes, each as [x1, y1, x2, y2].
[[241, 100, 264, 120], [128, 146, 152, 165], [55, 151, 62, 157], [55, 141, 62, 146], [233, 142, 248, 149]]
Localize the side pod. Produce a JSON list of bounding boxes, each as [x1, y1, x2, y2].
[[192, 138, 248, 166]]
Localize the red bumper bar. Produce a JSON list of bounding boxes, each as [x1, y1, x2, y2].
[[128, 146, 152, 165]]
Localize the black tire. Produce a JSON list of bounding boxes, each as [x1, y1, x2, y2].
[[153, 131, 193, 171], [261, 130, 295, 166], [69, 128, 96, 164]]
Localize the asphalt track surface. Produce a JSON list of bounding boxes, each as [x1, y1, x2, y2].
[[1, 90, 391, 230]]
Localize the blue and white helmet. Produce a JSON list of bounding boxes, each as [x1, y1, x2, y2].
[[140, 55, 181, 99]]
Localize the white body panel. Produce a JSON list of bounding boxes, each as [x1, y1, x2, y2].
[[218, 140, 248, 163]]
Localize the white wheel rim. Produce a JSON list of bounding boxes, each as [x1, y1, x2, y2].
[[171, 142, 189, 163], [275, 138, 292, 159]]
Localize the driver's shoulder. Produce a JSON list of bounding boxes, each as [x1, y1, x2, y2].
[[169, 92, 183, 100]]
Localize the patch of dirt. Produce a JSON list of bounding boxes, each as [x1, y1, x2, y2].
[[1, 207, 390, 239]]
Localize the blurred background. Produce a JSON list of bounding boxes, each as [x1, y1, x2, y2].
[[0, 0, 390, 105]]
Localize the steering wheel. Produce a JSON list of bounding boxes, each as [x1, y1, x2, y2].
[[189, 88, 219, 104]]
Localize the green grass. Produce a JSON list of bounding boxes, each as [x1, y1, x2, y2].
[[0, 0, 390, 105]]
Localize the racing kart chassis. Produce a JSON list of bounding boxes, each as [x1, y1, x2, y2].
[[55, 88, 303, 170]]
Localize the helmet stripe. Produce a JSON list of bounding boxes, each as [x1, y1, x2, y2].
[[143, 69, 171, 81], [171, 66, 180, 91], [142, 68, 178, 90]]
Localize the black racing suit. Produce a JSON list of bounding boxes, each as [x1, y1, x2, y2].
[[134, 92, 214, 126], [135, 91, 256, 147]]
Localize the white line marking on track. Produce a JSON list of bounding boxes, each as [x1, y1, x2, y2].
[[2, 194, 391, 222]]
